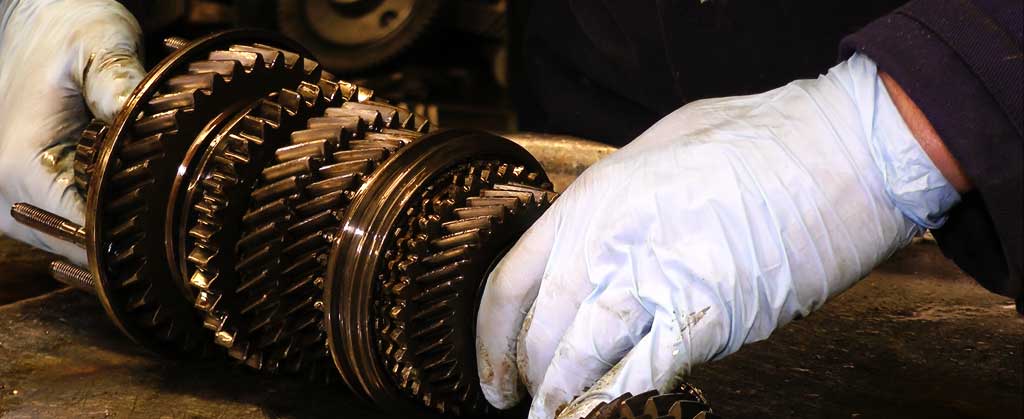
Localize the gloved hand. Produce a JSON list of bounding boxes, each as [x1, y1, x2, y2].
[[476, 53, 961, 419], [0, 0, 144, 265]]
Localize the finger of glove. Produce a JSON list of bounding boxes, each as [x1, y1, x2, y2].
[[515, 240, 594, 397], [527, 286, 654, 418], [551, 302, 728, 419], [72, 1, 145, 123], [515, 172, 635, 397], [476, 204, 560, 409]]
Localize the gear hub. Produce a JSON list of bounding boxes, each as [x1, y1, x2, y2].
[[12, 30, 719, 419]]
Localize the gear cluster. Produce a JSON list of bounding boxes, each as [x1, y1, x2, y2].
[[13, 30, 718, 419]]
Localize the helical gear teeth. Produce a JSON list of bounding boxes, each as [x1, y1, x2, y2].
[[371, 161, 558, 415], [580, 385, 718, 419], [89, 36, 329, 357], [228, 98, 429, 381]]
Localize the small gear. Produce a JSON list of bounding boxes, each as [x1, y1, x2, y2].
[[73, 119, 108, 196], [580, 384, 719, 419]]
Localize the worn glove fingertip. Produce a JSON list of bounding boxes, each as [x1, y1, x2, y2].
[[84, 52, 145, 123]]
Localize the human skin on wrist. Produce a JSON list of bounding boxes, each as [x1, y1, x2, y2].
[[879, 71, 972, 194]]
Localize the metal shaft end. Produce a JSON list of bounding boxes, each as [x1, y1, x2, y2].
[[10, 203, 87, 247], [163, 36, 190, 52], [49, 260, 97, 294]]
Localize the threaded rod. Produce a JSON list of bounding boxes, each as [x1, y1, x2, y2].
[[10, 203, 86, 247], [163, 36, 189, 52], [49, 260, 97, 294]]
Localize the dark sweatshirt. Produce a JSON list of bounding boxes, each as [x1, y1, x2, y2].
[[518, 0, 1022, 312], [841, 0, 1022, 313]]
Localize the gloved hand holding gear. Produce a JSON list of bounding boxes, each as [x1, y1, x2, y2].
[[0, 0, 144, 265], [476, 53, 962, 419]]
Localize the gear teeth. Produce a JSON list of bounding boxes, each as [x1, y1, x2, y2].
[[84, 37, 337, 360], [120, 134, 165, 161], [227, 94, 430, 380], [74, 119, 109, 195], [371, 162, 558, 415], [314, 113, 380, 131], [337, 101, 418, 129], [208, 50, 261, 68], [579, 384, 717, 419], [148, 91, 200, 113]]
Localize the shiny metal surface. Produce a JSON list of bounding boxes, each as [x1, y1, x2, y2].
[[502, 132, 618, 191], [10, 203, 87, 248], [49, 260, 97, 294]]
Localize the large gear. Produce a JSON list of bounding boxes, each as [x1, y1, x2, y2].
[[81, 30, 329, 356], [190, 89, 431, 378], [73, 119, 108, 196]]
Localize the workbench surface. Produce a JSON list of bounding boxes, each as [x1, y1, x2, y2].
[[0, 237, 1021, 419]]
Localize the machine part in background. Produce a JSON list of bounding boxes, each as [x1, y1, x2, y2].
[[580, 384, 719, 419], [277, 0, 445, 74]]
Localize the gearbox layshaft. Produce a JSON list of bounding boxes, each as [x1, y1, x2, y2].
[[11, 30, 718, 418]]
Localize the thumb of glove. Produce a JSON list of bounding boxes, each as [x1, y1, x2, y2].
[[73, 4, 145, 123]]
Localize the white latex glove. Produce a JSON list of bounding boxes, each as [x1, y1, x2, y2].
[[476, 53, 961, 419], [0, 0, 144, 265]]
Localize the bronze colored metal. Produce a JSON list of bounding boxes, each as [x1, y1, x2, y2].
[[206, 98, 430, 380], [49, 260, 97, 294], [178, 80, 364, 376], [324, 130, 555, 416], [580, 384, 719, 419], [10, 203, 87, 247], [163, 36, 190, 52]]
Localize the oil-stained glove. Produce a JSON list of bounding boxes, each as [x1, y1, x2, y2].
[[0, 0, 144, 265], [476, 53, 961, 419]]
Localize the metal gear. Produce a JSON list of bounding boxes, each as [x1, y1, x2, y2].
[[73, 119, 108, 196], [277, 0, 445, 73], [580, 384, 719, 419], [179, 79, 350, 375], [18, 30, 331, 357], [189, 88, 430, 378], [12, 29, 724, 419], [324, 130, 555, 416]]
